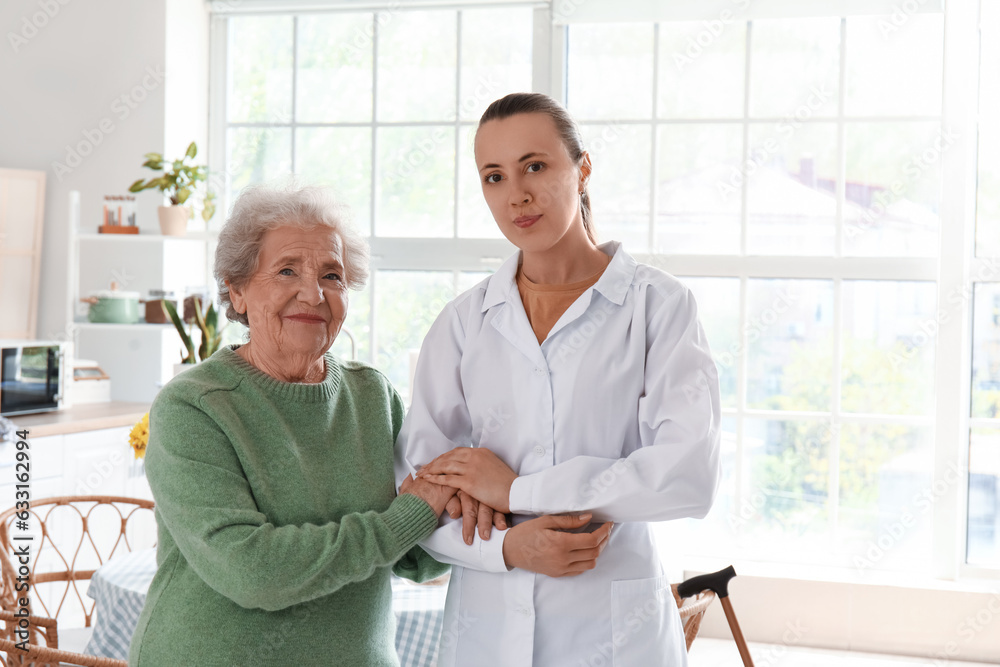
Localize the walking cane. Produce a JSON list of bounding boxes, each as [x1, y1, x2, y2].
[[677, 565, 755, 667]]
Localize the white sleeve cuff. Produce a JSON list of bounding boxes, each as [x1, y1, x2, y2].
[[478, 526, 511, 573], [508, 475, 534, 514]]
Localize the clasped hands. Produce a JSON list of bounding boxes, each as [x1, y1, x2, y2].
[[405, 447, 613, 578]]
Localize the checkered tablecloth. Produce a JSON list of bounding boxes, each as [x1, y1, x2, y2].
[[84, 548, 448, 666]]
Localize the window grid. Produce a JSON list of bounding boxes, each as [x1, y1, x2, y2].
[[566, 17, 945, 570], [211, 2, 997, 576]]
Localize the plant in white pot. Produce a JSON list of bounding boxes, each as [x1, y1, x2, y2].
[[128, 141, 216, 236], [163, 296, 224, 375]]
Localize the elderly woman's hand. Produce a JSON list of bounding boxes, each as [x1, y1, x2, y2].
[[400, 474, 458, 517]]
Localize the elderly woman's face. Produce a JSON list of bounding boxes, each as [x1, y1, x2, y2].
[[229, 225, 348, 361]]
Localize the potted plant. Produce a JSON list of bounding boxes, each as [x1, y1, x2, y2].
[[163, 296, 224, 373], [128, 141, 216, 236]]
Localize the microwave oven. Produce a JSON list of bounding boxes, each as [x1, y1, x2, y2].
[[0, 340, 69, 417]]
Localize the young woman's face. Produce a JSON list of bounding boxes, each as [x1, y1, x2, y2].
[[475, 113, 591, 254]]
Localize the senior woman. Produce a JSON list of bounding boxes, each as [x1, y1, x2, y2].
[[129, 185, 454, 666]]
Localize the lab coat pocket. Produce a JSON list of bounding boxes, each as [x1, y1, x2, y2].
[[611, 575, 687, 666]]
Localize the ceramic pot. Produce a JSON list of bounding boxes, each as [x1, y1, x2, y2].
[[84, 290, 141, 323], [157, 205, 189, 236]]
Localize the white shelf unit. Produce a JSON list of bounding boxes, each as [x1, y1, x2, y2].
[[69, 193, 210, 402]]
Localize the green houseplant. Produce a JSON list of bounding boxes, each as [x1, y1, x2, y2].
[[129, 141, 216, 236], [163, 296, 223, 365]]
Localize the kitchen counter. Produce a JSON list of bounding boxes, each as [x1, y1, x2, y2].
[[6, 402, 150, 438]]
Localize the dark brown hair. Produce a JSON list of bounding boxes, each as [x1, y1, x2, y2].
[[477, 93, 595, 244]]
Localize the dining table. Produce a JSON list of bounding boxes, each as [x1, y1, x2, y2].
[[83, 548, 449, 666]]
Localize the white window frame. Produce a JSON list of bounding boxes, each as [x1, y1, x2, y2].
[[207, 0, 996, 582]]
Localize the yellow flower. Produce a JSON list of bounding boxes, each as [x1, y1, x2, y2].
[[129, 412, 150, 459]]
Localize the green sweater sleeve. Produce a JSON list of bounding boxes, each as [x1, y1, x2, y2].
[[146, 388, 439, 612], [392, 544, 450, 582]]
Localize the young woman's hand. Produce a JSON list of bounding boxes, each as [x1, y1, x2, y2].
[[444, 491, 509, 545], [399, 473, 458, 517], [416, 447, 517, 513], [501, 514, 613, 577]]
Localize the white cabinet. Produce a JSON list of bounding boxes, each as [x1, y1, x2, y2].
[[70, 212, 211, 402], [62, 426, 151, 500], [0, 434, 67, 502]]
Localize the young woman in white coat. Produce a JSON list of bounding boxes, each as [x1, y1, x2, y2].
[[395, 92, 722, 667]]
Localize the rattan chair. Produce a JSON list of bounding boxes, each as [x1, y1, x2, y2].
[[672, 582, 717, 650], [0, 496, 155, 667]]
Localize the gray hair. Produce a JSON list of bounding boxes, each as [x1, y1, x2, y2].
[[215, 184, 370, 327]]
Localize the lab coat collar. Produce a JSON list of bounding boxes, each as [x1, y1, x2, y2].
[[480, 240, 638, 313]]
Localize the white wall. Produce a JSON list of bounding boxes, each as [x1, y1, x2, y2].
[[0, 0, 209, 343]]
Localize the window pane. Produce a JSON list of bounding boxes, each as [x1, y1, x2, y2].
[[457, 125, 502, 238], [843, 122, 943, 257], [568, 24, 654, 120], [658, 20, 745, 119], [458, 271, 491, 294], [374, 271, 454, 396], [295, 128, 372, 235], [376, 127, 455, 237], [844, 14, 943, 116], [841, 281, 936, 416], [680, 277, 739, 410], [745, 123, 838, 255], [977, 2, 1000, 257], [459, 8, 533, 122], [746, 279, 833, 411], [972, 283, 1000, 419], [969, 428, 1000, 567], [330, 284, 370, 363], [655, 124, 742, 254], [377, 10, 457, 122], [228, 16, 293, 123], [748, 17, 840, 119], [296, 14, 373, 123], [742, 418, 831, 545], [839, 423, 933, 572], [226, 127, 292, 210], [580, 123, 651, 252]]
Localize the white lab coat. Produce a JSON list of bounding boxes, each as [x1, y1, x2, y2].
[[395, 241, 721, 667]]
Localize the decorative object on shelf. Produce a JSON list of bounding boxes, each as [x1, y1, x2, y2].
[[100, 195, 138, 234], [142, 289, 178, 324], [182, 286, 213, 323], [128, 141, 216, 237], [81, 281, 141, 323], [128, 412, 149, 459], [164, 295, 224, 365]]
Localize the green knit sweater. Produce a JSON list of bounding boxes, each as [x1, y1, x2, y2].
[[129, 346, 447, 667]]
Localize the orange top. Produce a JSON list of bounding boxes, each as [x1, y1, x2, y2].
[[516, 260, 609, 344]]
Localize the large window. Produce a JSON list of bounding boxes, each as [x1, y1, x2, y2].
[[563, 14, 946, 571], [210, 0, 998, 578], [213, 5, 532, 393]]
